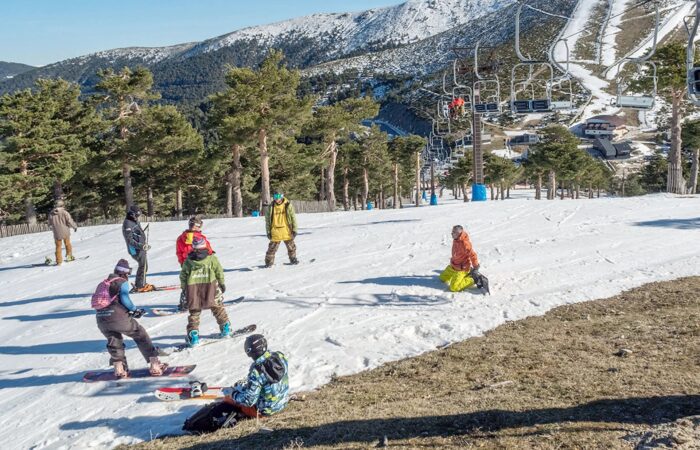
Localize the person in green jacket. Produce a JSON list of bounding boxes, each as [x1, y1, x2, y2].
[[180, 237, 231, 346], [264, 191, 298, 267]]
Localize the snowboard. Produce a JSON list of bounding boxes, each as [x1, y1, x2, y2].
[[284, 258, 316, 266], [83, 364, 196, 382], [172, 324, 256, 353], [154, 385, 225, 401], [150, 296, 245, 316], [39, 255, 90, 266]]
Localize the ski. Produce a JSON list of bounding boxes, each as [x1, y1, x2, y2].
[[83, 364, 196, 382], [171, 324, 256, 353], [38, 255, 90, 266], [130, 284, 180, 294], [150, 296, 245, 316]]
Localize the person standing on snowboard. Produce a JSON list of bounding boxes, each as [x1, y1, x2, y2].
[[439, 225, 484, 292], [180, 236, 231, 347], [264, 190, 298, 267], [122, 205, 153, 292], [175, 215, 214, 311], [47, 199, 78, 265], [92, 259, 166, 378]]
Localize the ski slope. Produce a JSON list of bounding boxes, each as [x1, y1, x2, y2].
[[1, 192, 699, 449]]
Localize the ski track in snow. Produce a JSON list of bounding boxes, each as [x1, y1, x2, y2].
[[1, 192, 700, 448]]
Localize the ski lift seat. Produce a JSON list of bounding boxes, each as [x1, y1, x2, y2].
[[616, 95, 654, 110], [474, 102, 500, 113], [550, 101, 572, 110]]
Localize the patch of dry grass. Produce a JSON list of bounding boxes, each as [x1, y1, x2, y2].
[[130, 277, 700, 449]]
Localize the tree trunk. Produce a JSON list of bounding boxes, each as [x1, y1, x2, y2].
[[588, 182, 593, 199], [123, 162, 134, 207], [559, 181, 565, 200], [326, 141, 337, 211], [19, 160, 36, 225], [146, 187, 154, 217], [574, 182, 580, 199], [342, 167, 350, 211], [176, 188, 183, 219], [415, 152, 421, 206], [535, 174, 542, 200], [548, 170, 556, 200], [392, 162, 399, 209], [689, 148, 699, 194], [225, 180, 233, 216], [490, 184, 495, 200], [319, 167, 326, 201], [499, 181, 505, 200], [362, 166, 369, 209], [667, 94, 686, 194], [259, 129, 271, 213], [462, 183, 470, 202], [231, 143, 243, 217], [507, 186, 511, 199]]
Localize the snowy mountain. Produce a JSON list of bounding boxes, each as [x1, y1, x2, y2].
[[1, 193, 699, 448], [0, 61, 35, 79]]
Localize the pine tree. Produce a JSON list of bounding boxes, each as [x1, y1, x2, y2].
[[528, 125, 580, 200], [387, 135, 426, 208], [681, 119, 700, 194]]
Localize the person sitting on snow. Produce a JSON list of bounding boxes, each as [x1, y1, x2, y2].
[[439, 225, 483, 292], [176, 215, 214, 311], [93, 259, 166, 378], [223, 334, 289, 419]]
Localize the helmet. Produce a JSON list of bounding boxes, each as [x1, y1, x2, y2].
[[272, 191, 284, 201], [188, 215, 203, 229], [127, 204, 142, 218], [192, 236, 207, 249], [244, 334, 267, 359]]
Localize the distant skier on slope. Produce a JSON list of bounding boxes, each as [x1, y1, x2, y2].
[[47, 199, 78, 265], [92, 259, 166, 378], [175, 215, 214, 311], [264, 190, 298, 267], [439, 225, 488, 293], [180, 236, 231, 347], [122, 205, 153, 292]]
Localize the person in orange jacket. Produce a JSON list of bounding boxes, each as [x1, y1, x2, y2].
[[439, 225, 488, 293], [448, 97, 465, 118], [176, 216, 214, 311]]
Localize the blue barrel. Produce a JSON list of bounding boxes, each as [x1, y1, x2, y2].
[[367, 201, 374, 210], [430, 193, 438, 205], [421, 191, 427, 201], [472, 184, 487, 202], [251, 210, 260, 217]]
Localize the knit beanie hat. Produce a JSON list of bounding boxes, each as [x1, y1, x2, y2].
[[192, 236, 207, 249], [114, 259, 132, 274]]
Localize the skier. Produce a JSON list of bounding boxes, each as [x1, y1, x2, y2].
[[264, 190, 298, 267], [122, 205, 153, 292], [223, 334, 289, 418], [47, 199, 78, 265], [92, 259, 166, 377], [439, 225, 482, 292], [176, 215, 214, 311], [180, 236, 231, 346]]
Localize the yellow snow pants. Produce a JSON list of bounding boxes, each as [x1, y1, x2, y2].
[[439, 265, 475, 292]]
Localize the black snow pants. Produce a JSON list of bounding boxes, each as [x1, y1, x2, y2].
[[96, 305, 158, 368], [130, 250, 148, 288]]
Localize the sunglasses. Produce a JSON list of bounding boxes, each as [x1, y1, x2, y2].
[[273, 194, 283, 200]]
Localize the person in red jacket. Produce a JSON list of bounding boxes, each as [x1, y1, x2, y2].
[[439, 225, 486, 292], [176, 216, 214, 311]]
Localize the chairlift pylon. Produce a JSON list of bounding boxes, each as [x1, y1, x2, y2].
[[611, 1, 660, 110]]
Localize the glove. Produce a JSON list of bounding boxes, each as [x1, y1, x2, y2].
[[219, 284, 226, 294], [292, 231, 297, 239], [469, 267, 481, 279], [73, 227, 78, 232], [267, 233, 271, 239], [129, 308, 146, 319], [143, 244, 151, 252]]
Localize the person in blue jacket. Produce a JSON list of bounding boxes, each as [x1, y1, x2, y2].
[[223, 334, 289, 418], [93, 259, 165, 377]]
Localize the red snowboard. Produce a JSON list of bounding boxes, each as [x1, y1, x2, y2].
[[83, 364, 196, 382]]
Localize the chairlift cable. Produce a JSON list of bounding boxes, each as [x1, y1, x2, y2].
[[557, 0, 657, 42]]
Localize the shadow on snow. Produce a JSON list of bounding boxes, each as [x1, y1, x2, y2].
[[633, 217, 700, 230]]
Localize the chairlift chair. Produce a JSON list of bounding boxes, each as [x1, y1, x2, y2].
[[473, 40, 503, 114], [548, 38, 575, 110]]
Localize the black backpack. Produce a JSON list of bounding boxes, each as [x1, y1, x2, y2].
[[182, 401, 239, 434]]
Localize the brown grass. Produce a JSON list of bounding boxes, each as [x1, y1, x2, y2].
[[130, 277, 700, 450]]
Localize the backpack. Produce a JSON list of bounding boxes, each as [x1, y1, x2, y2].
[[182, 400, 239, 434], [91, 279, 118, 309]]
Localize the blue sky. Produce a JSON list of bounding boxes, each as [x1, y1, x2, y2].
[[1, 0, 401, 66]]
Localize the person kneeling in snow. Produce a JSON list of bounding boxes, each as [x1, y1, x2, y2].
[[439, 225, 482, 292], [93, 259, 166, 377], [182, 334, 289, 433]]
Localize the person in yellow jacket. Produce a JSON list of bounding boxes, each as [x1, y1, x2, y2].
[[264, 191, 298, 267]]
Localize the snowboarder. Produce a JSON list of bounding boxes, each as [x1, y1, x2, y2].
[[93, 259, 166, 378], [439, 225, 483, 292], [180, 236, 231, 347], [47, 199, 78, 265], [176, 215, 214, 311], [264, 190, 298, 267], [122, 205, 153, 292], [223, 334, 289, 418]]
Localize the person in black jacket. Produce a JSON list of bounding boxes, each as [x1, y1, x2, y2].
[[122, 205, 153, 292]]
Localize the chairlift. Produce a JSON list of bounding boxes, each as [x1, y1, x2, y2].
[[510, 3, 556, 114], [686, 0, 700, 105], [443, 70, 472, 119], [547, 38, 575, 110], [611, 2, 659, 110], [473, 40, 502, 114]]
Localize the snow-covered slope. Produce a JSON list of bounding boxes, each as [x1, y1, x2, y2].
[[1, 193, 699, 449]]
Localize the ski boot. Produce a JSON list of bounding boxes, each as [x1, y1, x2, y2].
[[289, 257, 299, 265], [130, 283, 156, 294], [189, 380, 208, 398], [65, 255, 76, 262], [113, 361, 128, 378], [149, 356, 167, 376], [220, 322, 232, 338], [187, 330, 200, 347]]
